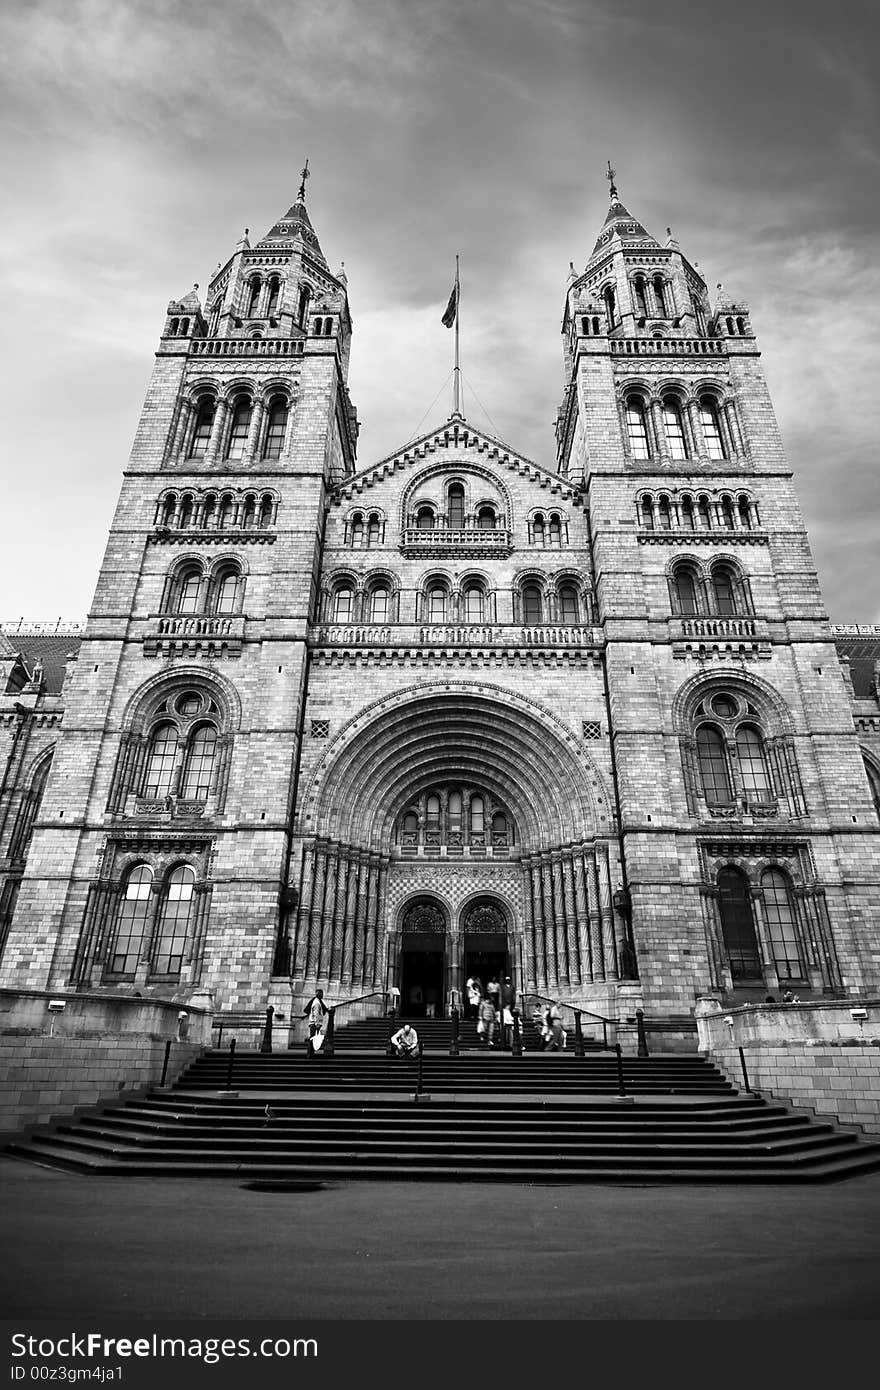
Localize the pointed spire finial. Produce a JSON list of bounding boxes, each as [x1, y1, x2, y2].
[[298, 158, 310, 202], [606, 158, 618, 200]]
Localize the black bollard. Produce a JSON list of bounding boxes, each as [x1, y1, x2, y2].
[[636, 1007, 649, 1058], [159, 1038, 172, 1088], [226, 1037, 236, 1090], [416, 1040, 424, 1097], [511, 1008, 523, 1057], [574, 1012, 585, 1058], [260, 1005, 274, 1054], [323, 1007, 335, 1058], [738, 1045, 751, 1094], [615, 1042, 627, 1098], [449, 1005, 460, 1058]]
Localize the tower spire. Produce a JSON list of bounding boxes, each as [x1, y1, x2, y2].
[[297, 158, 310, 204], [606, 158, 618, 201]]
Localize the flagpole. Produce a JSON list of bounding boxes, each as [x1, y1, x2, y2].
[[453, 254, 461, 416]]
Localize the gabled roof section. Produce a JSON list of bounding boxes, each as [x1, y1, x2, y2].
[[332, 415, 583, 503]]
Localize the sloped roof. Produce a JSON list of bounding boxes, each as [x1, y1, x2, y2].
[[0, 631, 81, 694]]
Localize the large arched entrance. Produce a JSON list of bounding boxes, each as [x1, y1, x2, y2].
[[461, 898, 509, 1001], [399, 897, 447, 1017]]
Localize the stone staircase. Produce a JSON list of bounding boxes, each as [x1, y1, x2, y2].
[[6, 1049, 880, 1182]]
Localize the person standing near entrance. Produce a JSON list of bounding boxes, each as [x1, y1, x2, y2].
[[466, 976, 482, 1019], [302, 988, 328, 1056], [487, 975, 501, 1020], [500, 976, 516, 1049], [477, 994, 496, 1048]]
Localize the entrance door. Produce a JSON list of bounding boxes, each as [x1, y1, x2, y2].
[[401, 948, 445, 1018], [463, 938, 509, 999]]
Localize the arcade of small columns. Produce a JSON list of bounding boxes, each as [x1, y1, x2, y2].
[[287, 835, 629, 996]]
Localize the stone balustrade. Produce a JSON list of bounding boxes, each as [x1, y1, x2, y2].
[[400, 527, 513, 556], [313, 622, 600, 648], [190, 338, 304, 358], [609, 337, 725, 357]]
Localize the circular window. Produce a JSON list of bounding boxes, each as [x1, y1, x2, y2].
[[710, 694, 738, 719], [177, 692, 202, 717]]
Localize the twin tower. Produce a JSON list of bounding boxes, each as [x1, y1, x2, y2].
[[2, 173, 878, 1043]]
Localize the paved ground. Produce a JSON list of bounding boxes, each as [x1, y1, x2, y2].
[[2, 1156, 880, 1320]]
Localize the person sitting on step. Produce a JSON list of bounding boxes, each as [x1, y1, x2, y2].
[[391, 1022, 420, 1058]]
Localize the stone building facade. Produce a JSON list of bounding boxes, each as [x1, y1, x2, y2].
[[2, 180, 880, 1040]]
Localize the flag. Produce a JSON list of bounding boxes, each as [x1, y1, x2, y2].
[[441, 275, 459, 328]]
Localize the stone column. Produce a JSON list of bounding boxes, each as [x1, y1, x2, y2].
[[562, 853, 580, 985], [245, 398, 265, 465], [305, 844, 328, 979], [318, 851, 338, 982], [353, 855, 369, 985], [588, 851, 604, 980], [598, 843, 618, 980], [205, 398, 228, 468], [529, 860, 547, 992], [574, 852, 593, 983], [541, 858, 558, 987], [292, 845, 315, 978], [330, 852, 348, 982], [341, 852, 360, 985], [519, 864, 537, 990]]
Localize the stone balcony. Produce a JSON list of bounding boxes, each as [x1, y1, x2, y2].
[[313, 622, 600, 650], [609, 337, 725, 358], [670, 614, 770, 661], [399, 527, 513, 557], [189, 337, 304, 358], [143, 614, 245, 658]]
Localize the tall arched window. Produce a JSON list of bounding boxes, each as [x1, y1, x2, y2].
[[657, 495, 672, 530], [188, 397, 215, 458], [153, 865, 196, 976], [212, 568, 239, 616], [426, 795, 441, 834], [334, 587, 353, 622], [672, 566, 700, 617], [625, 399, 650, 459], [738, 495, 752, 530], [470, 796, 485, 836], [604, 285, 616, 330], [110, 865, 154, 975], [653, 275, 668, 316], [448, 484, 465, 529], [640, 496, 655, 529], [448, 790, 463, 836], [697, 495, 712, 529], [367, 514, 381, 546], [181, 725, 217, 800], [717, 866, 761, 980], [532, 514, 545, 546], [559, 584, 579, 624], [202, 494, 217, 529], [865, 757, 880, 822], [662, 399, 687, 459], [241, 495, 256, 529], [548, 513, 562, 546], [762, 868, 804, 980], [720, 496, 735, 529], [416, 505, 435, 531], [144, 723, 179, 798], [246, 277, 261, 317], [681, 496, 695, 531], [464, 585, 484, 623], [266, 276, 281, 317], [696, 725, 732, 805], [176, 567, 202, 615], [263, 398, 288, 460], [178, 495, 194, 529], [225, 398, 252, 460], [350, 514, 365, 547], [370, 587, 389, 622], [297, 284, 311, 328], [259, 494, 274, 528], [477, 506, 497, 530], [428, 585, 447, 622], [7, 756, 52, 864], [522, 584, 543, 626], [491, 811, 509, 845], [736, 725, 772, 803], [700, 398, 724, 459], [711, 564, 738, 616], [219, 494, 235, 529], [633, 276, 648, 317]]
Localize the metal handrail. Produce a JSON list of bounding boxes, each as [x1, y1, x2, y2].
[[330, 990, 387, 1019], [520, 992, 616, 1053]]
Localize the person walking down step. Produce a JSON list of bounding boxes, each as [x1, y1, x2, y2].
[[391, 1021, 420, 1057], [466, 976, 482, 1019], [477, 994, 496, 1048], [302, 988, 328, 1057]]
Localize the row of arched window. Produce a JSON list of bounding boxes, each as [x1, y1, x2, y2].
[[669, 558, 752, 618], [716, 865, 806, 982], [687, 691, 776, 812], [136, 691, 225, 805], [408, 499, 502, 531], [155, 490, 278, 532], [167, 316, 191, 337], [324, 574, 592, 626], [396, 786, 513, 850], [173, 391, 290, 462], [345, 512, 385, 547], [624, 391, 739, 461], [109, 863, 197, 977], [639, 491, 758, 532], [344, 506, 569, 547], [162, 560, 245, 618]]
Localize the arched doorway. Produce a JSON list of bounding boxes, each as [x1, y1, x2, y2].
[[400, 898, 447, 1018], [717, 866, 762, 981], [461, 898, 509, 1003]]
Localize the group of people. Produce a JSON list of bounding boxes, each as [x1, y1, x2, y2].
[[466, 974, 517, 1048]]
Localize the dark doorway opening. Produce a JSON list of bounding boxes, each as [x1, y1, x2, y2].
[[463, 933, 509, 1016], [400, 946, 445, 1018]]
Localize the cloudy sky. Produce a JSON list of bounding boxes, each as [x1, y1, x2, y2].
[[1, 0, 878, 622]]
